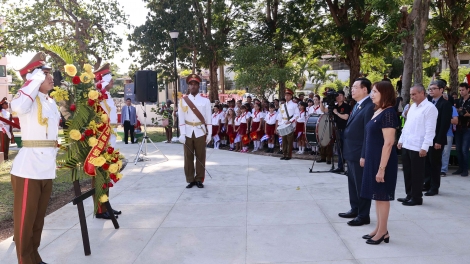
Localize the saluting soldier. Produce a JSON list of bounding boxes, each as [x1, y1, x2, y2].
[[10, 52, 60, 264], [178, 74, 212, 188], [92, 63, 121, 219], [277, 88, 300, 160]]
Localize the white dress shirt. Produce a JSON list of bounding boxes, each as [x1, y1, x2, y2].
[[277, 100, 300, 126], [297, 111, 307, 123], [398, 99, 438, 152], [10, 77, 60, 180], [178, 94, 212, 138]]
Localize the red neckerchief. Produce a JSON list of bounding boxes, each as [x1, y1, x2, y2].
[[213, 113, 218, 118], [253, 111, 259, 119], [314, 105, 320, 111], [300, 110, 305, 115]]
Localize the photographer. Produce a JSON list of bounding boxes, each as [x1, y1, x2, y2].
[[453, 83, 470, 177], [319, 90, 351, 171]]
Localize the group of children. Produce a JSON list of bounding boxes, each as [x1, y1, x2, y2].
[[209, 95, 325, 154]]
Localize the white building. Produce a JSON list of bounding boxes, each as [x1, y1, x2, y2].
[[0, 16, 10, 99]]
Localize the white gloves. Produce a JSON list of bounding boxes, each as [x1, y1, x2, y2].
[[26, 68, 46, 81], [179, 134, 186, 144], [206, 135, 212, 144]]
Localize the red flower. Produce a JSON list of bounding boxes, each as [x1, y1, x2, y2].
[[112, 157, 118, 163], [110, 173, 117, 182], [70, 104, 76, 112], [102, 93, 108, 99], [84, 129, 94, 136], [80, 135, 85, 141], [88, 99, 95, 106], [102, 163, 110, 170], [98, 95, 103, 100], [97, 83, 102, 89], [97, 123, 105, 132], [96, 74, 102, 81], [72, 76, 81, 85], [108, 182, 114, 188], [102, 183, 107, 189], [107, 147, 114, 154]]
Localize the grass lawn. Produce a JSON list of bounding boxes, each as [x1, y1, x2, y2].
[[0, 126, 172, 223]]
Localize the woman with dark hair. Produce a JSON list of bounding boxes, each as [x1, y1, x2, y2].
[[361, 81, 398, 245]]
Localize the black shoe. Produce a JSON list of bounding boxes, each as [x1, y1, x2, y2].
[[327, 160, 332, 164], [196, 181, 204, 188], [422, 186, 430, 192], [402, 198, 423, 206], [280, 157, 286, 160], [331, 168, 344, 173], [452, 170, 463, 175], [338, 210, 358, 218], [366, 232, 390, 245], [284, 157, 291, 160], [124, 142, 128, 144], [424, 190, 438, 196], [113, 209, 122, 215], [347, 217, 370, 226], [362, 234, 375, 240], [265, 148, 270, 153], [397, 196, 411, 203], [96, 212, 118, 220], [440, 172, 446, 177], [462, 173, 469, 177], [186, 182, 196, 188], [277, 150, 283, 154], [317, 159, 326, 163]]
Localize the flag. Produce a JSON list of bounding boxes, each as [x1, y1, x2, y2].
[[229, 134, 236, 144], [221, 125, 226, 133], [242, 134, 251, 145], [213, 134, 220, 143], [260, 134, 270, 142], [279, 136, 282, 144], [250, 131, 258, 141], [234, 134, 241, 143], [297, 132, 302, 139]]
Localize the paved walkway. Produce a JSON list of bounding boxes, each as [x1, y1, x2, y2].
[[1, 142, 470, 264]]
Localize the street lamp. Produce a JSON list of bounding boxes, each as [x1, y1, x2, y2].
[[169, 30, 179, 138]]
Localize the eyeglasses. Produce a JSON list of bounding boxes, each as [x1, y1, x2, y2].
[[428, 87, 440, 91]]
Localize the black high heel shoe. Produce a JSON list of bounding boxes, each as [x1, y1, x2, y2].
[[366, 232, 389, 245], [362, 233, 376, 240]]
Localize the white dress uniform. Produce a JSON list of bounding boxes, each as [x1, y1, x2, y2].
[[100, 91, 117, 148], [178, 93, 212, 138], [0, 109, 12, 139], [10, 73, 60, 180], [277, 100, 300, 126]]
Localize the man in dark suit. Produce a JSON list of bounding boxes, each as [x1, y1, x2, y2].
[[423, 80, 452, 196], [339, 78, 375, 226], [121, 98, 137, 144]]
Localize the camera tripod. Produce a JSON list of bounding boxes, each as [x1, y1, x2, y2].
[[309, 107, 345, 174], [133, 103, 169, 165]]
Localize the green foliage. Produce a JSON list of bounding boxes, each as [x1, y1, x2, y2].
[[318, 80, 348, 96], [6, 68, 22, 95], [439, 66, 470, 85]]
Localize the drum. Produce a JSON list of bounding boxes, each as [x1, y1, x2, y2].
[[305, 114, 334, 147], [277, 123, 294, 136]]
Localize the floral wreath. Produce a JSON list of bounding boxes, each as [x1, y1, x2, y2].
[[54, 60, 124, 213]]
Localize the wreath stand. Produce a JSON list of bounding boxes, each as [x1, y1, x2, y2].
[[70, 170, 119, 256]]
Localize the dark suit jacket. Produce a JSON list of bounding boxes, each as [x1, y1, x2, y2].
[[429, 96, 452, 146], [343, 97, 375, 162], [121, 105, 137, 126]]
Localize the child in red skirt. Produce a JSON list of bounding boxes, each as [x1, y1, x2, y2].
[[264, 103, 278, 153], [236, 105, 251, 152], [250, 102, 265, 152], [225, 108, 236, 151], [234, 109, 241, 152], [211, 105, 221, 149], [296, 102, 308, 154]]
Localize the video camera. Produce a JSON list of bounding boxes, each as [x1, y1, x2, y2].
[[459, 104, 470, 116], [322, 89, 339, 110]]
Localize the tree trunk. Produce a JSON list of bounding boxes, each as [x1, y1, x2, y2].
[[447, 43, 460, 94], [412, 0, 430, 85], [219, 65, 225, 94], [345, 44, 361, 88], [209, 59, 219, 102], [278, 80, 285, 100], [402, 38, 414, 105]]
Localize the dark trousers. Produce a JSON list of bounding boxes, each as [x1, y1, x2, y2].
[[282, 131, 294, 158], [402, 148, 426, 200], [123, 120, 134, 144], [0, 132, 10, 160], [347, 160, 371, 218], [424, 146, 443, 192], [11, 175, 52, 264], [184, 133, 206, 183], [337, 130, 345, 169], [454, 128, 470, 173]]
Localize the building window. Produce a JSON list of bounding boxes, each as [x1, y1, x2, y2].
[[0, 65, 6, 77], [460, 60, 470, 65]]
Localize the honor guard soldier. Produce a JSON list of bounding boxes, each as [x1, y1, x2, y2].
[[93, 63, 121, 219], [10, 52, 60, 264], [277, 88, 300, 160], [178, 74, 212, 188]]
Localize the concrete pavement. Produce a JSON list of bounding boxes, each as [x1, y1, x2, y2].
[[1, 141, 470, 264]]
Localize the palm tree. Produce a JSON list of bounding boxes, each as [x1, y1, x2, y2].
[[310, 63, 337, 94]]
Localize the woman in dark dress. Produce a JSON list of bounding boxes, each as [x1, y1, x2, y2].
[[361, 81, 398, 245]]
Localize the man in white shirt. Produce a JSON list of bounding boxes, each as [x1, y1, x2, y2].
[[397, 84, 438, 206], [178, 74, 212, 188], [277, 88, 300, 160]]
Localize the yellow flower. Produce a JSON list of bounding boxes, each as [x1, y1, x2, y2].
[[117, 160, 123, 169], [83, 64, 93, 73], [69, 129, 82, 141], [116, 173, 123, 180], [64, 64, 77, 77], [109, 163, 118, 173], [50, 87, 69, 102], [99, 194, 109, 203], [91, 156, 106, 167], [88, 90, 99, 100], [88, 137, 98, 147], [80, 72, 93, 84], [101, 114, 108, 123]]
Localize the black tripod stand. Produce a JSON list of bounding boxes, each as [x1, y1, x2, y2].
[[133, 103, 169, 165], [309, 107, 344, 173]]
